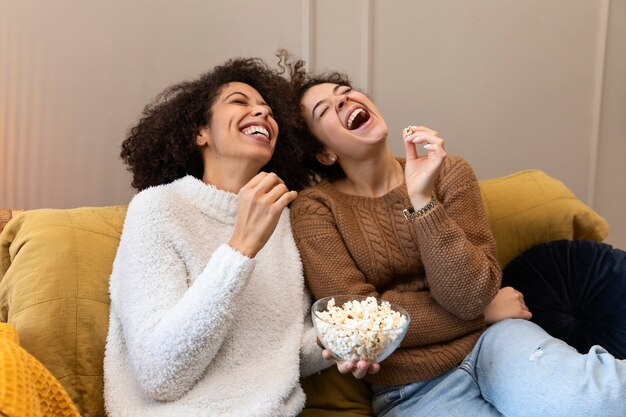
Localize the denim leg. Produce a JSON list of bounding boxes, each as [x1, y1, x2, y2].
[[371, 366, 502, 417], [475, 319, 626, 417]]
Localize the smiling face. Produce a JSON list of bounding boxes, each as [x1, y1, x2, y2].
[[196, 81, 279, 169], [300, 83, 388, 162]]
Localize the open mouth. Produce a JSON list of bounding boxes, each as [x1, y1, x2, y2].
[[346, 108, 370, 130], [241, 125, 270, 140]]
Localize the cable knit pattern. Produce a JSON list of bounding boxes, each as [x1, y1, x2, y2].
[[291, 156, 501, 385], [104, 175, 328, 417]]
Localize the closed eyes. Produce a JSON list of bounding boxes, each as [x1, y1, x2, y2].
[[317, 87, 352, 119]]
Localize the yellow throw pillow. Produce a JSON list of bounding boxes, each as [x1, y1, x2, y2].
[[0, 322, 81, 417], [0, 206, 127, 417], [479, 170, 608, 267]]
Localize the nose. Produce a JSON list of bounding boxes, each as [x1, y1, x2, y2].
[[252, 105, 269, 118], [335, 95, 348, 111]]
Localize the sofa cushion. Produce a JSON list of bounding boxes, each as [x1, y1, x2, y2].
[[0, 170, 609, 416], [301, 367, 373, 416], [502, 240, 626, 359], [478, 170, 608, 267], [0, 206, 127, 417]]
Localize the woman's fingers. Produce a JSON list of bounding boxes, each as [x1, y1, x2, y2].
[[358, 360, 380, 375], [274, 190, 298, 209], [243, 172, 294, 206], [517, 291, 533, 319], [242, 171, 270, 191], [265, 181, 290, 202], [403, 132, 420, 161], [403, 126, 446, 159], [332, 357, 380, 379], [342, 361, 374, 379], [231, 172, 295, 258], [257, 177, 297, 211], [405, 125, 439, 137], [254, 171, 285, 193], [410, 134, 446, 152]]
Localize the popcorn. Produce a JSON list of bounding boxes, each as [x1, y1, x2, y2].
[[314, 297, 408, 362]]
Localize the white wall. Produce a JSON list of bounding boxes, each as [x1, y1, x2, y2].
[[1, 0, 624, 249]]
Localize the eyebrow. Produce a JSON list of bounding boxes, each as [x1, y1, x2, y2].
[[224, 91, 270, 109], [311, 84, 343, 119], [224, 91, 249, 100]]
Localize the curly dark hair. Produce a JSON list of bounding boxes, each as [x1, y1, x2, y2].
[[120, 55, 308, 191], [282, 56, 354, 187]]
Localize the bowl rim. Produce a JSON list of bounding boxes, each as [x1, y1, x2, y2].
[[312, 294, 411, 333]]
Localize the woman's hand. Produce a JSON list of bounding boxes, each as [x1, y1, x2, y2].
[[402, 125, 447, 209], [229, 172, 297, 258], [484, 286, 533, 325], [321, 349, 380, 379]]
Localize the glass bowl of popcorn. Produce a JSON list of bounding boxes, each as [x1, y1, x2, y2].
[[312, 295, 411, 363]]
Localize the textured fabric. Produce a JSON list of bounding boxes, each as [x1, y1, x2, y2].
[[478, 170, 608, 268], [371, 319, 626, 417], [300, 367, 373, 416], [0, 205, 127, 417], [0, 323, 81, 417], [104, 175, 329, 417], [291, 156, 502, 386], [0, 168, 611, 417], [0, 204, 369, 417], [502, 239, 626, 359]]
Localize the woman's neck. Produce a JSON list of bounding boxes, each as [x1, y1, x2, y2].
[[333, 145, 403, 198], [202, 158, 260, 194]]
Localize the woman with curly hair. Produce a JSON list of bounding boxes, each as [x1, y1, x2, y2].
[[103, 57, 329, 417], [280, 61, 626, 416]]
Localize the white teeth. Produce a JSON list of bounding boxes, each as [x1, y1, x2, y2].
[[242, 125, 269, 137], [347, 108, 365, 130]]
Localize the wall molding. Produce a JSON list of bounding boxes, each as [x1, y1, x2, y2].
[[588, 0, 610, 206], [300, 0, 314, 71], [360, 0, 372, 94]]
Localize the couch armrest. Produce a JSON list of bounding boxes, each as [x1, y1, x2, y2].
[[0, 209, 23, 234]]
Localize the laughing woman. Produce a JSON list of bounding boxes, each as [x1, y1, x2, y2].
[[283, 64, 626, 417], [103, 58, 329, 417]]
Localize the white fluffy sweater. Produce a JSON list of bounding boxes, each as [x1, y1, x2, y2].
[[104, 175, 328, 417]]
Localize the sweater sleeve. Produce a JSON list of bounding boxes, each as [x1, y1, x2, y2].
[[298, 289, 332, 377], [109, 196, 255, 402], [291, 190, 486, 348], [410, 156, 501, 320]]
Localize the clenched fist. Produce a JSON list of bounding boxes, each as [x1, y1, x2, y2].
[[228, 172, 297, 258]]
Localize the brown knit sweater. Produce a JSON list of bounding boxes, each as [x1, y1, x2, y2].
[[291, 156, 501, 385]]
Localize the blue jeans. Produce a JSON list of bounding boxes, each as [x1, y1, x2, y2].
[[371, 319, 626, 417]]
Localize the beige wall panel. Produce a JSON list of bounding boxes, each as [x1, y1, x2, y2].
[[1, 0, 302, 209], [312, 0, 368, 87], [372, 0, 600, 202], [1, 0, 623, 249], [596, 0, 626, 249]]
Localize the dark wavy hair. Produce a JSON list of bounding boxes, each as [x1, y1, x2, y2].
[[280, 57, 355, 187], [121, 55, 308, 191]]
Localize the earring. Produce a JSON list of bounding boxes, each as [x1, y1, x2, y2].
[[329, 155, 337, 163]]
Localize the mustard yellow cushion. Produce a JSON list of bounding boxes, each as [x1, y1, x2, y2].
[[479, 170, 608, 267], [300, 367, 373, 416], [0, 206, 127, 417], [0, 322, 81, 417]]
